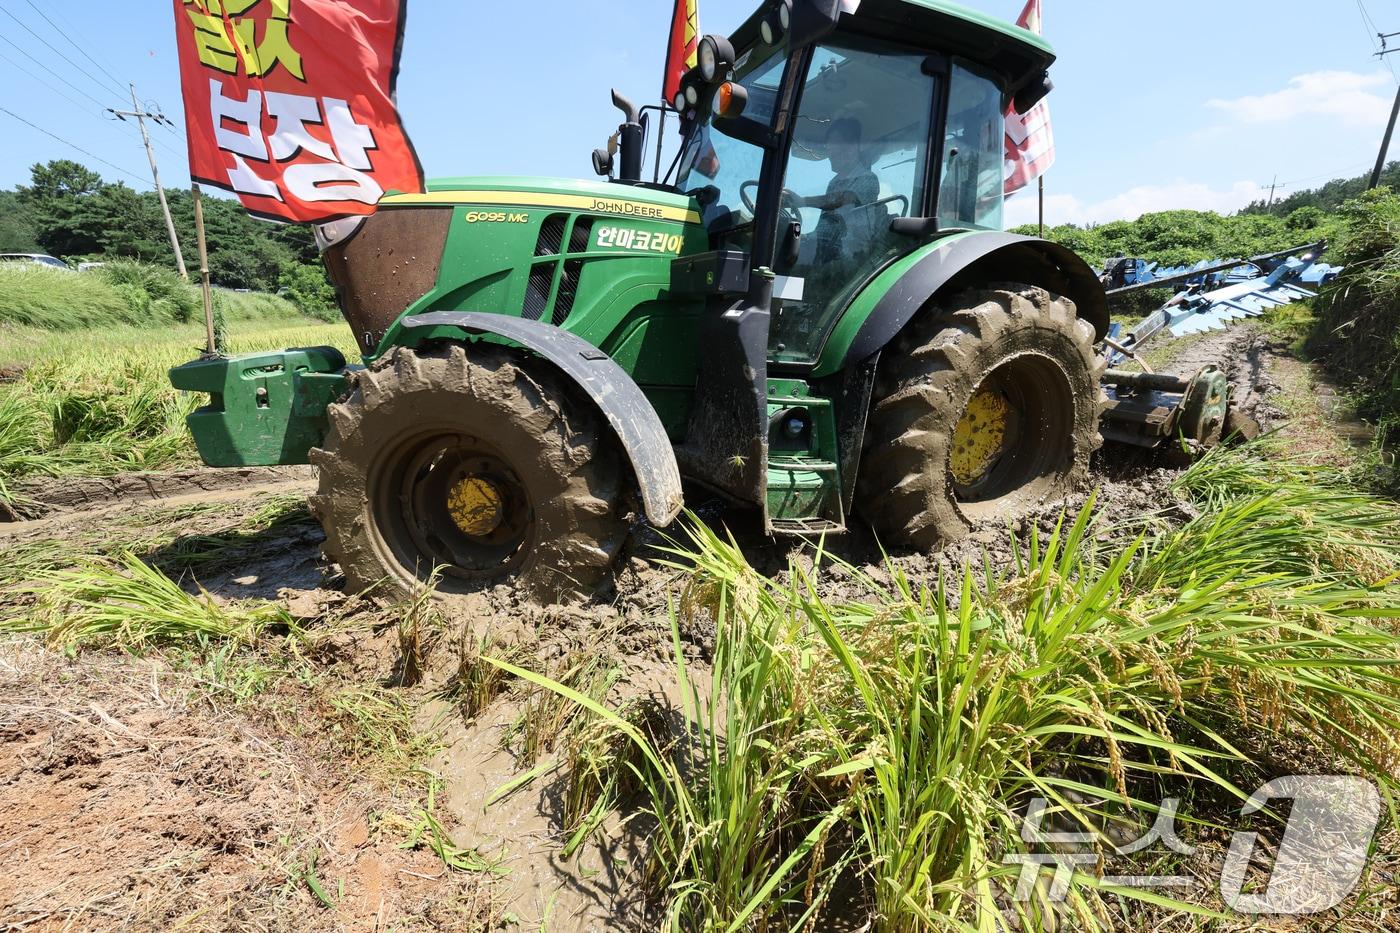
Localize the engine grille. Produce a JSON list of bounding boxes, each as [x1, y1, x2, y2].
[[520, 215, 596, 325], [535, 214, 567, 257]]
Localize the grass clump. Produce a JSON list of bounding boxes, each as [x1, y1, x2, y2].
[[3, 551, 297, 648], [495, 442, 1400, 930], [0, 260, 309, 330]]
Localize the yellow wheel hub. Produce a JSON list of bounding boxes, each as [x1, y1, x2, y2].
[[446, 475, 505, 537], [951, 383, 1011, 486]]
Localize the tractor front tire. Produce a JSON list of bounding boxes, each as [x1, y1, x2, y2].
[[858, 284, 1105, 549], [310, 344, 627, 604]]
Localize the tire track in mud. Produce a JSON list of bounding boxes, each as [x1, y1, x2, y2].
[[1, 466, 315, 532]]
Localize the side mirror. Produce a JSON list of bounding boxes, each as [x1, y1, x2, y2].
[[1013, 72, 1053, 114]]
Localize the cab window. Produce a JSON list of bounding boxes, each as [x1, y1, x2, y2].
[[676, 44, 788, 240], [769, 37, 937, 366], [937, 62, 1005, 231]]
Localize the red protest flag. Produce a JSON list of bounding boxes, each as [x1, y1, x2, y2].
[[174, 0, 423, 223], [1004, 0, 1055, 195], [663, 0, 699, 106]]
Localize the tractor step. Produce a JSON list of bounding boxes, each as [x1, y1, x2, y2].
[[769, 516, 846, 536], [767, 456, 846, 535]]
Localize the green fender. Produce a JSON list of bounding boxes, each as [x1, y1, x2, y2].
[[812, 231, 1109, 377]]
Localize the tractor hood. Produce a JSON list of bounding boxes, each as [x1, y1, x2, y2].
[[379, 176, 702, 225], [322, 176, 706, 357]]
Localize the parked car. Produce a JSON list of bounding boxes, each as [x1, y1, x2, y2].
[[0, 253, 72, 271]]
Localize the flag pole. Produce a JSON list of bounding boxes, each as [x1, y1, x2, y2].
[[1038, 174, 1045, 237], [191, 182, 218, 357]]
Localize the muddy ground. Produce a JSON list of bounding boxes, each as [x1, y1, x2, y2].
[[0, 323, 1373, 931]]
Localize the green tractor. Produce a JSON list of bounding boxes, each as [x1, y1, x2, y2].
[[172, 0, 1119, 602]]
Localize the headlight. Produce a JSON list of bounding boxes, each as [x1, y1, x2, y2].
[[762, 1, 792, 44], [314, 215, 367, 253], [673, 90, 687, 112], [697, 35, 735, 83], [698, 38, 716, 81], [684, 83, 699, 106]]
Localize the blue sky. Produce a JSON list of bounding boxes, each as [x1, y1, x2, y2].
[[1, 0, 1396, 227]]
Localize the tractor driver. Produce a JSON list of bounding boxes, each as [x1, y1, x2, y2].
[[800, 118, 879, 264]]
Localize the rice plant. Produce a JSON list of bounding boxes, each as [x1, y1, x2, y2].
[[443, 625, 523, 720], [492, 444, 1400, 930], [3, 551, 297, 648]]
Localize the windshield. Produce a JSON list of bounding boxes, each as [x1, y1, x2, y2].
[[769, 36, 938, 366], [936, 62, 1005, 230], [676, 42, 788, 233]]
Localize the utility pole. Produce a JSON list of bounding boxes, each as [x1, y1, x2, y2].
[[1266, 175, 1278, 208], [1372, 83, 1400, 191], [110, 85, 188, 280], [1371, 33, 1400, 191]]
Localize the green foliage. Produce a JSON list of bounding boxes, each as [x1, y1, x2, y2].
[[279, 261, 340, 321], [0, 260, 302, 331], [1012, 164, 1399, 270], [99, 259, 202, 323], [499, 443, 1400, 930], [11, 159, 327, 295], [1014, 207, 1335, 269], [1308, 188, 1400, 489], [0, 189, 40, 252]]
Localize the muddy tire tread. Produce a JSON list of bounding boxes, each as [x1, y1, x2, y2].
[[310, 344, 627, 603], [857, 284, 1107, 549]]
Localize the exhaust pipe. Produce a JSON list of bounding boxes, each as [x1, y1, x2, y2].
[[611, 89, 644, 183]]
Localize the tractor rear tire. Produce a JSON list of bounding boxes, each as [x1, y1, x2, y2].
[[310, 344, 627, 604], [857, 284, 1106, 549]]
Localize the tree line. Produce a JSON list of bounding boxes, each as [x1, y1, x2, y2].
[[1011, 161, 1399, 269], [0, 159, 335, 316]]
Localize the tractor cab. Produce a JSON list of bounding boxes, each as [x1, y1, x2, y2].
[[655, 0, 1065, 532], [674, 24, 1013, 367]]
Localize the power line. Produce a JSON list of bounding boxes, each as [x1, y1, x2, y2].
[[0, 32, 110, 110], [0, 2, 125, 103], [0, 46, 100, 116], [1355, 0, 1400, 83], [43, 2, 126, 76], [0, 105, 148, 185], [20, 0, 127, 97], [0, 34, 186, 165]]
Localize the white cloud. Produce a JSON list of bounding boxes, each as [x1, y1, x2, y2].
[[1206, 70, 1393, 127], [1002, 69, 1393, 229], [1005, 180, 1270, 227]]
